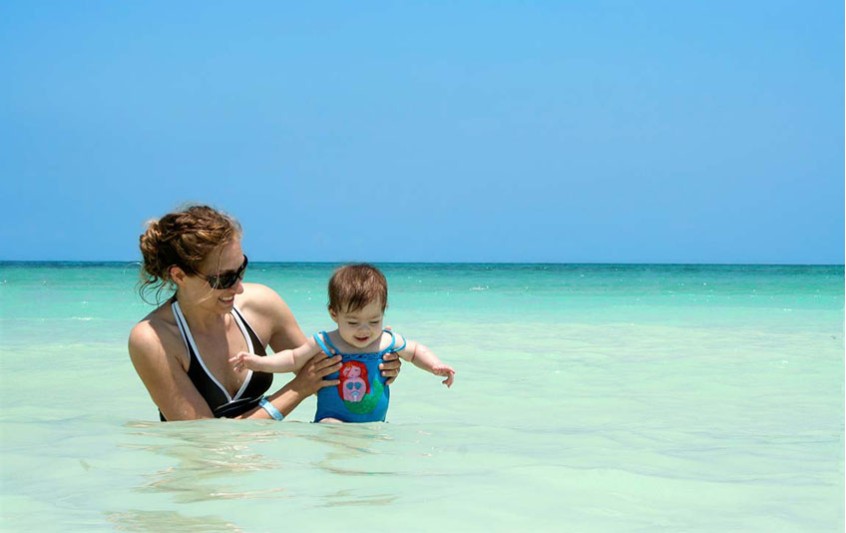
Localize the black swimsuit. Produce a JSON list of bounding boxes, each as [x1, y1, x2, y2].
[[162, 301, 273, 421]]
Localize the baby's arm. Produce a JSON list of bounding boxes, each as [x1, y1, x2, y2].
[[230, 337, 322, 374], [396, 338, 455, 387]]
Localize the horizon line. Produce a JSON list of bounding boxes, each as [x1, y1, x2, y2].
[[1, 259, 843, 268]]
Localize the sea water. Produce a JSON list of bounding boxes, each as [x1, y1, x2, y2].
[[0, 262, 843, 532]]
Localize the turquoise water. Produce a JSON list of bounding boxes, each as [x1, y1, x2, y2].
[[1, 262, 843, 531]]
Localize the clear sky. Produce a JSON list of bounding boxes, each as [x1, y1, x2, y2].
[[2, 1, 843, 264]]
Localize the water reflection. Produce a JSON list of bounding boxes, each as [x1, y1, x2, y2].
[[105, 509, 244, 533], [302, 423, 402, 507], [120, 420, 290, 503], [113, 419, 460, 523], [304, 423, 397, 474]]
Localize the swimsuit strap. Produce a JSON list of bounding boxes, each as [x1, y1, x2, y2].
[[313, 329, 405, 357], [313, 331, 338, 355], [171, 300, 232, 401], [377, 329, 406, 357], [393, 332, 407, 353]]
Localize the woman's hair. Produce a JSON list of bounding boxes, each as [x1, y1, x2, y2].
[[328, 263, 388, 313], [138, 204, 242, 303]]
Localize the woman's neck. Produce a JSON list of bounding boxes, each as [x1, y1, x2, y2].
[[174, 293, 229, 334]]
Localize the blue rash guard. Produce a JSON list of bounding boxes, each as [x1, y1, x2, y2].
[[313, 329, 405, 423]]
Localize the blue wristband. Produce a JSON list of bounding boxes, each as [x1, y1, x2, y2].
[[258, 397, 284, 421]]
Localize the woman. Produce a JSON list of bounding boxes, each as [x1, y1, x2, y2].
[[128, 204, 401, 421]]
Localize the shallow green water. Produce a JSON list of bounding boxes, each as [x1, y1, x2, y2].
[[1, 262, 843, 531]]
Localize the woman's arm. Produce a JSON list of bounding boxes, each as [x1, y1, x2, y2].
[[129, 320, 216, 420], [129, 321, 343, 421], [241, 351, 343, 419], [233, 283, 342, 419]]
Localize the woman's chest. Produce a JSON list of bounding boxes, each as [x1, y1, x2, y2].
[[185, 323, 252, 396]]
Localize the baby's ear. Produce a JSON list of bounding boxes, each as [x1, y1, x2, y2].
[[329, 308, 338, 323]]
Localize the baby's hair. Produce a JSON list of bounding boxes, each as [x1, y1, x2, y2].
[[138, 204, 241, 303], [328, 263, 388, 313]]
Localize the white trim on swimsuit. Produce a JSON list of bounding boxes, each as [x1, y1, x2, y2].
[[172, 301, 255, 403]]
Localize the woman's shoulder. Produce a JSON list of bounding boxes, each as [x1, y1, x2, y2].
[[236, 282, 286, 311], [128, 305, 177, 357], [131, 303, 172, 333], [235, 282, 305, 348], [236, 282, 298, 328]]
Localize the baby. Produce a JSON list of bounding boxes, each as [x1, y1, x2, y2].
[[230, 263, 455, 422]]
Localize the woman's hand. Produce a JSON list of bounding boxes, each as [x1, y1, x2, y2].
[[380, 352, 402, 385], [288, 351, 342, 396], [248, 351, 341, 421]]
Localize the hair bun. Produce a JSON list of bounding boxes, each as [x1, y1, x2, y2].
[[136, 204, 241, 304]]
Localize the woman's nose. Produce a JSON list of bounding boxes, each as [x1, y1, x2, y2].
[[232, 279, 245, 295]]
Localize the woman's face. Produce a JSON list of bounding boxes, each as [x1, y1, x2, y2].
[[181, 239, 247, 311]]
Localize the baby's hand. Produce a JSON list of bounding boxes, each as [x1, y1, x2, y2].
[[229, 351, 258, 372], [432, 364, 455, 388]]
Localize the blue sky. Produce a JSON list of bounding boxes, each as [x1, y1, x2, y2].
[[2, 1, 843, 263]]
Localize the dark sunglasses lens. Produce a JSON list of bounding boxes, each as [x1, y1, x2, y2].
[[207, 257, 247, 290], [215, 276, 231, 289], [210, 271, 236, 289]]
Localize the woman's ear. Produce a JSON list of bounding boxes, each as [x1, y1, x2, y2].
[[169, 265, 188, 287]]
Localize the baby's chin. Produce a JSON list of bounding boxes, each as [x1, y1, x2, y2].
[[344, 333, 379, 349]]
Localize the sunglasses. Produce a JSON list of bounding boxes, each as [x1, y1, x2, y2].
[[198, 255, 248, 290]]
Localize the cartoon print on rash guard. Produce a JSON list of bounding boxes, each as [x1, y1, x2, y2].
[[339, 361, 369, 402]]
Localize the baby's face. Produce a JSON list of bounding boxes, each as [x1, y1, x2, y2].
[[332, 300, 384, 349]]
